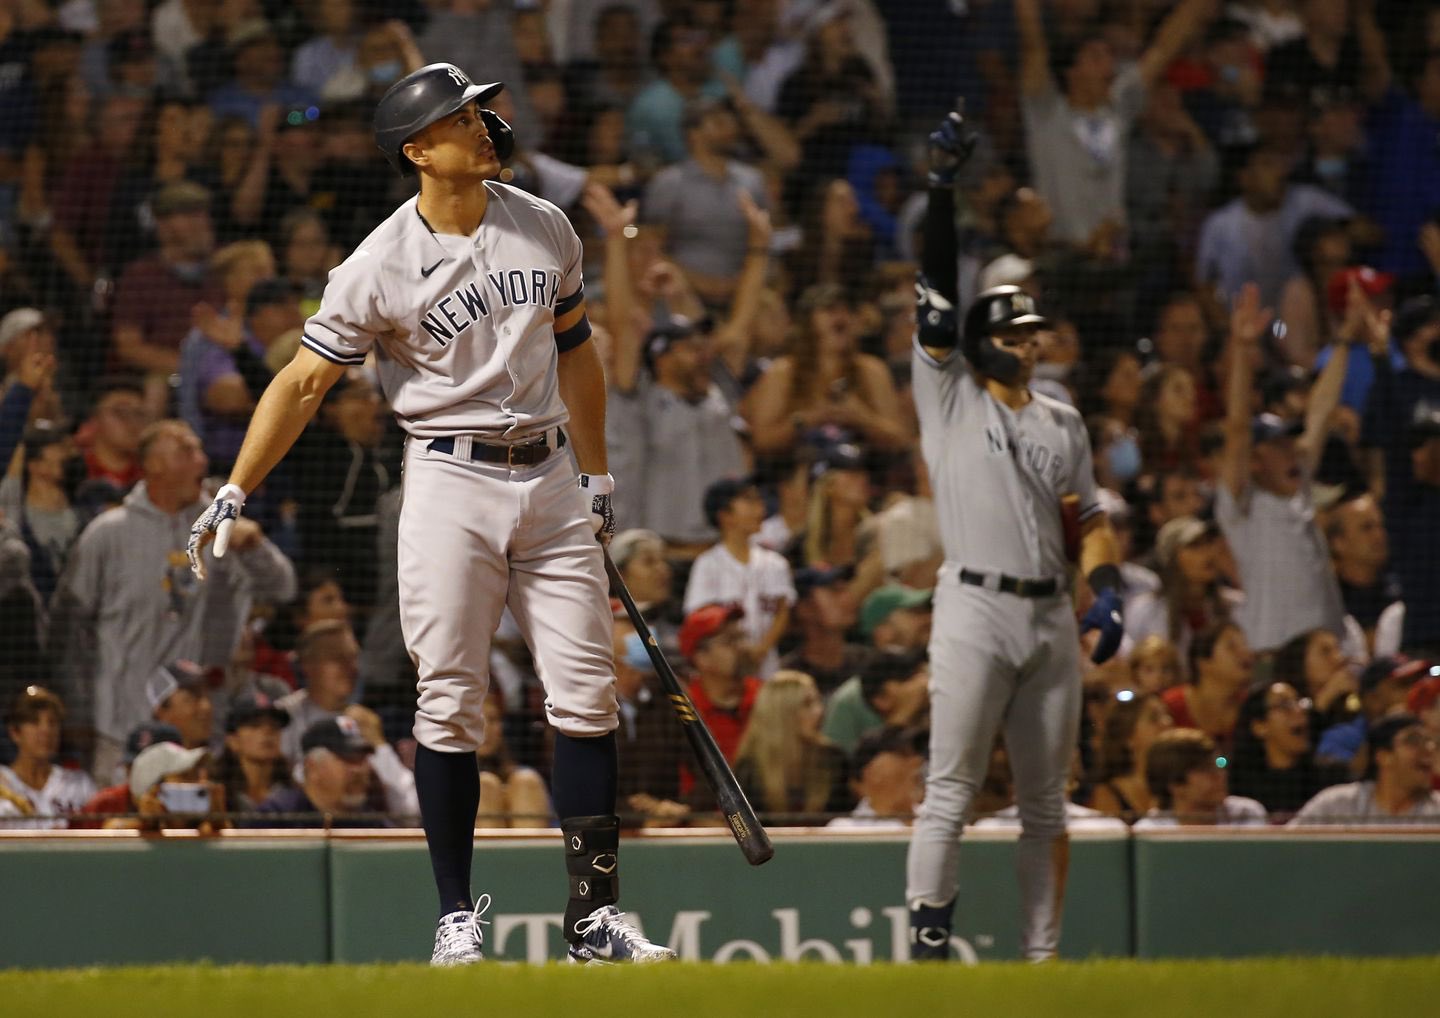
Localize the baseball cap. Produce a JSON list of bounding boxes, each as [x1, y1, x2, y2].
[[679, 603, 744, 661], [144, 660, 208, 712], [228, 18, 277, 53], [859, 584, 933, 638], [245, 277, 299, 318], [0, 307, 45, 352], [1406, 674, 1440, 715], [643, 316, 702, 371], [1359, 655, 1432, 695], [797, 282, 849, 315], [1367, 712, 1424, 756], [1154, 515, 1218, 569], [123, 721, 183, 764], [702, 475, 758, 528], [129, 741, 208, 800], [1392, 296, 1440, 346], [1408, 401, 1440, 447], [224, 690, 291, 733], [609, 529, 664, 571], [152, 181, 212, 217], [793, 563, 852, 598], [1251, 412, 1304, 445], [808, 437, 866, 481], [300, 716, 372, 758], [1326, 266, 1393, 318]]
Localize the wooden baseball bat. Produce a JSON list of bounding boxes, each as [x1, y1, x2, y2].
[[602, 547, 774, 866]]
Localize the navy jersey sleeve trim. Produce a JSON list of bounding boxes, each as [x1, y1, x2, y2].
[[555, 285, 585, 317], [301, 333, 368, 365], [555, 313, 593, 353]]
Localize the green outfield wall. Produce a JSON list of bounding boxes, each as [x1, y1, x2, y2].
[[1, 829, 1436, 967]]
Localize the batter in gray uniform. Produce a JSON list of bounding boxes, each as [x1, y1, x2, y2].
[[186, 64, 674, 966], [906, 111, 1124, 962]]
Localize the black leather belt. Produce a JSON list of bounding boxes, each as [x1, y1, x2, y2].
[[959, 567, 1059, 598], [427, 429, 565, 466]]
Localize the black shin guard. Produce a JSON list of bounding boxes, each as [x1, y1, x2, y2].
[[561, 814, 620, 943], [910, 899, 956, 961]]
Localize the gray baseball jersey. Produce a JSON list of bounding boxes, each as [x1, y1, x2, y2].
[[301, 181, 617, 753], [905, 339, 1100, 961], [911, 344, 1101, 577], [302, 182, 585, 441]]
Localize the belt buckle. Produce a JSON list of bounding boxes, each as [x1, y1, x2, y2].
[[508, 436, 546, 466]]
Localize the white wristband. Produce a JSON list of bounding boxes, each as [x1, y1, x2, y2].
[[216, 483, 248, 510], [579, 473, 615, 496]]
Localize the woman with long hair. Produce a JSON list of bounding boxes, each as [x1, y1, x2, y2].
[[801, 444, 872, 568], [1089, 692, 1173, 822], [787, 177, 875, 297], [1135, 364, 1201, 474], [1270, 627, 1360, 731], [1160, 621, 1255, 752], [733, 670, 852, 822], [1125, 516, 1240, 662], [742, 282, 910, 457]]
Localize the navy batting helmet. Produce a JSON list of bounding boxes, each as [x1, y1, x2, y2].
[[373, 63, 513, 174], [962, 285, 1048, 384]]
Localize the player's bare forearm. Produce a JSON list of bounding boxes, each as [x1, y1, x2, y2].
[[1078, 516, 1120, 582], [557, 338, 608, 475], [228, 349, 347, 494]]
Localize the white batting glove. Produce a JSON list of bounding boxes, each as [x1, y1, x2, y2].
[[187, 483, 247, 580], [579, 473, 616, 540]]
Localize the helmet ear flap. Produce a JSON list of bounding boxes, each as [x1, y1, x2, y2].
[[479, 109, 514, 163]]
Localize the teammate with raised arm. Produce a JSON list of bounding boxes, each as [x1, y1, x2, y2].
[[187, 64, 675, 966], [905, 109, 1125, 961]]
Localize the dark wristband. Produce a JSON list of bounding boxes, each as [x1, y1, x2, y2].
[[1087, 564, 1122, 597]]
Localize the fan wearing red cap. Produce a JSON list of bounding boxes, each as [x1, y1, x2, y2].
[[677, 604, 762, 801]]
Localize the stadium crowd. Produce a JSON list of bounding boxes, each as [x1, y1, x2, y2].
[[1, 0, 1440, 831]]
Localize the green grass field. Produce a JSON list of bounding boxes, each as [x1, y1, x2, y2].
[[4, 959, 1438, 1018]]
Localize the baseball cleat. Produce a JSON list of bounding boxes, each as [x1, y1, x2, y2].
[[430, 894, 491, 966], [566, 905, 677, 964]]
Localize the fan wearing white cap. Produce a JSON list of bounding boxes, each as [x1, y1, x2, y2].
[[114, 740, 225, 834], [0, 307, 60, 428]]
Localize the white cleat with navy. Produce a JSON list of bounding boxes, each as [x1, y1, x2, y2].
[[430, 894, 491, 966], [567, 905, 678, 964]]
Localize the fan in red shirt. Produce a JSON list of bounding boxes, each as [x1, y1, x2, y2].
[[1161, 620, 1255, 755], [677, 604, 762, 802]]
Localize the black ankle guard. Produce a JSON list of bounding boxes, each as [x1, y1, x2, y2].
[[910, 899, 956, 961], [562, 815, 620, 941]]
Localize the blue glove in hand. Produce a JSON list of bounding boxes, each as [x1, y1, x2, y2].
[[1080, 588, 1124, 665], [927, 109, 977, 188]]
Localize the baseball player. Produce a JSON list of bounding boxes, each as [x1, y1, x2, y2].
[[904, 110, 1124, 962], [185, 64, 675, 966]]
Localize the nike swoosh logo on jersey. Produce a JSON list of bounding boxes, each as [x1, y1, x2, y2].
[[420, 260, 444, 278]]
